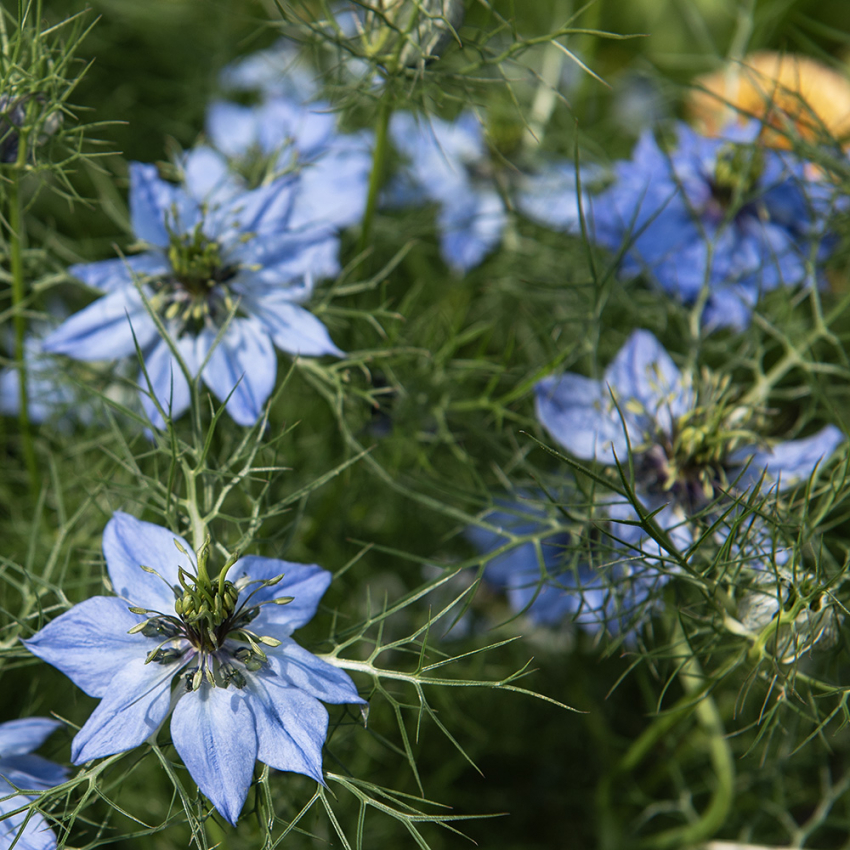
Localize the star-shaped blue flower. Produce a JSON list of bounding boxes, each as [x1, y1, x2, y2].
[[587, 123, 837, 330], [0, 718, 68, 850], [467, 494, 659, 635], [535, 330, 845, 557], [205, 96, 373, 233], [387, 111, 507, 274], [24, 512, 364, 825], [43, 152, 343, 428]]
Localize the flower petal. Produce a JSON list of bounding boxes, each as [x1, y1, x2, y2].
[[0, 755, 69, 792], [534, 373, 628, 464], [68, 253, 170, 294], [248, 298, 343, 358], [23, 597, 150, 698], [264, 638, 364, 705], [103, 512, 195, 610], [0, 720, 61, 759], [139, 335, 200, 430], [232, 556, 331, 636], [437, 188, 506, 274], [170, 684, 257, 826], [0, 780, 58, 850], [199, 318, 277, 426], [71, 657, 177, 763], [730, 425, 845, 492], [41, 289, 158, 362], [247, 674, 327, 782], [604, 330, 690, 437]]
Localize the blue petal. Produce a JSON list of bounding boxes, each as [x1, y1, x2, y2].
[[257, 98, 335, 158], [264, 639, 364, 704], [199, 318, 276, 426], [103, 512, 195, 611], [211, 179, 296, 245], [288, 132, 372, 231], [71, 657, 177, 763], [0, 720, 60, 759], [68, 252, 170, 294], [437, 188, 506, 274], [730, 425, 845, 492], [534, 373, 629, 464], [41, 289, 158, 362], [604, 330, 690, 438], [247, 674, 327, 782], [0, 756, 69, 791], [248, 297, 343, 358], [139, 334, 200, 430], [516, 162, 599, 232], [23, 596, 149, 698], [206, 101, 261, 159], [170, 684, 257, 826], [233, 233, 340, 291], [232, 556, 331, 636], [0, 780, 57, 850], [181, 146, 242, 209], [129, 163, 181, 249], [219, 39, 318, 101]]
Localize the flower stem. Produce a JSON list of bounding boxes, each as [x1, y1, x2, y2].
[[357, 97, 392, 256], [8, 171, 38, 492]]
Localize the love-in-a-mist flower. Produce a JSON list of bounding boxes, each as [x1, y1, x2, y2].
[[24, 513, 364, 825], [0, 718, 68, 850], [386, 111, 507, 274], [588, 123, 837, 330], [205, 99, 372, 233], [43, 152, 343, 428], [535, 330, 845, 559], [467, 496, 656, 635]]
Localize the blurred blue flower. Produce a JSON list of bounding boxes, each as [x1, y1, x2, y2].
[[24, 512, 364, 826], [43, 152, 343, 428], [387, 111, 507, 274], [467, 495, 658, 635], [219, 38, 318, 102], [587, 123, 838, 330], [205, 97, 373, 232], [0, 328, 76, 425], [0, 717, 68, 850], [535, 329, 845, 557], [516, 161, 604, 234]]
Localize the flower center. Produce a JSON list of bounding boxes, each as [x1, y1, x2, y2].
[[710, 142, 764, 210], [150, 226, 239, 336], [636, 374, 756, 515], [127, 539, 293, 692]]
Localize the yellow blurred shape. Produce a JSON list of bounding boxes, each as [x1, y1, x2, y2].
[[688, 51, 850, 148]]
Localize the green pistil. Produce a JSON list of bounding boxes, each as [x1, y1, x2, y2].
[[129, 537, 295, 691], [167, 227, 225, 296], [712, 143, 764, 207]]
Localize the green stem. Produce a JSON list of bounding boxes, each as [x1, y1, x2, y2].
[[8, 171, 38, 491], [184, 467, 207, 554], [357, 98, 392, 256], [596, 649, 738, 850]]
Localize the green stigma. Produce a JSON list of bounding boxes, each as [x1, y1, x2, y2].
[[167, 226, 225, 296], [713, 142, 764, 206]]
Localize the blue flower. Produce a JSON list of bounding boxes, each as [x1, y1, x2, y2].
[[467, 495, 658, 635], [387, 111, 508, 274], [0, 717, 68, 850], [535, 330, 845, 557], [515, 161, 603, 234], [219, 38, 318, 102], [0, 328, 77, 426], [24, 512, 364, 825], [587, 123, 837, 330], [205, 97, 373, 232], [43, 152, 344, 428]]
